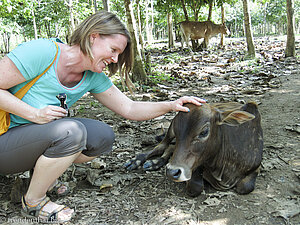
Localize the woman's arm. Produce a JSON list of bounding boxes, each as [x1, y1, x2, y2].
[[92, 85, 205, 121], [0, 56, 27, 88], [0, 56, 67, 124]]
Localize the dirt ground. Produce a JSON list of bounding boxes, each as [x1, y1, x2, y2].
[[0, 36, 299, 225]]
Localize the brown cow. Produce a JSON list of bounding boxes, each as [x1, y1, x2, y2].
[[179, 20, 230, 51], [125, 102, 263, 197]]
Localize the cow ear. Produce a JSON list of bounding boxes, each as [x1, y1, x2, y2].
[[218, 110, 255, 126]]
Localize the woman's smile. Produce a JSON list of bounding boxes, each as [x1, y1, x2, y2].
[[90, 33, 128, 73]]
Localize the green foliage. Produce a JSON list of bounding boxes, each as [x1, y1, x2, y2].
[[252, 0, 286, 26], [109, 0, 126, 22], [77, 105, 86, 113], [90, 101, 100, 108], [1, 0, 297, 48], [156, 0, 208, 22], [0, 0, 94, 43], [237, 58, 264, 74], [148, 70, 174, 85]]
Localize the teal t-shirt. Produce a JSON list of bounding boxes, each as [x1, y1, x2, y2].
[[7, 38, 113, 128]]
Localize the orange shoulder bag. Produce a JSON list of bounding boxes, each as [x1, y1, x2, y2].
[[0, 41, 58, 136]]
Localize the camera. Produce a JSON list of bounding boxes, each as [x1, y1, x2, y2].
[[56, 93, 70, 117]]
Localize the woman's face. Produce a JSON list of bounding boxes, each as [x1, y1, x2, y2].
[[89, 33, 128, 73]]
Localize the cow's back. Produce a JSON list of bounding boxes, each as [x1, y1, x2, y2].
[[179, 21, 207, 40], [204, 102, 263, 190]]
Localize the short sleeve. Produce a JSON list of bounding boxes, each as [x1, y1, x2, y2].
[[88, 71, 113, 93], [7, 39, 57, 80]]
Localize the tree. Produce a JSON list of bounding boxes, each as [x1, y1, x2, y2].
[[102, 0, 110, 11], [167, 13, 175, 48], [180, 0, 189, 20], [242, 0, 255, 58], [285, 0, 295, 57], [145, 0, 154, 44], [207, 0, 214, 21], [68, 0, 76, 32], [31, 6, 38, 39], [124, 0, 147, 85], [136, 0, 145, 57], [220, 3, 225, 46]]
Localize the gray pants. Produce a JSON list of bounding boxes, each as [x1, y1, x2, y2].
[[0, 118, 115, 175]]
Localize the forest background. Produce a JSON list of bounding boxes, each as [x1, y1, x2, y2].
[[0, 0, 299, 88]]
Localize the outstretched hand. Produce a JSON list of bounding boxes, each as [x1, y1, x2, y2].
[[170, 96, 206, 112]]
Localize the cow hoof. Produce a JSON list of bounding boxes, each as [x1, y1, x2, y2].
[[124, 154, 147, 171], [235, 181, 255, 195], [143, 158, 167, 171], [235, 172, 257, 194], [123, 160, 139, 171]]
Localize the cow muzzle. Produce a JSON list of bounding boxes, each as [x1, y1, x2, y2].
[[166, 164, 192, 182]]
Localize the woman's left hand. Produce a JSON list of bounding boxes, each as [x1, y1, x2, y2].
[[170, 96, 206, 112]]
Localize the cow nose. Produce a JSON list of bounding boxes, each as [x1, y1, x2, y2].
[[166, 168, 182, 180]]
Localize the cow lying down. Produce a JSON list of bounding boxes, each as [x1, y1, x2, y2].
[[125, 102, 263, 197]]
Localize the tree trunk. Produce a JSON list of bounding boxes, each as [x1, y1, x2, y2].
[[45, 22, 51, 38], [207, 0, 213, 21], [2, 32, 10, 53], [151, 0, 154, 42], [145, 0, 152, 43], [93, 0, 97, 12], [180, 0, 189, 21], [102, 0, 110, 11], [263, 2, 267, 36], [242, 0, 255, 58], [32, 8, 38, 39], [168, 13, 174, 48], [285, 0, 295, 57], [136, 0, 145, 59], [124, 0, 147, 83], [220, 4, 225, 46], [69, 0, 75, 32], [192, 0, 198, 21]]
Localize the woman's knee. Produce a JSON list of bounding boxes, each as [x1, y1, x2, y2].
[[99, 124, 115, 149], [44, 119, 87, 158], [84, 122, 115, 157]]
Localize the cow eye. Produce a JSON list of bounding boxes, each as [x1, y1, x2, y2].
[[199, 127, 210, 138]]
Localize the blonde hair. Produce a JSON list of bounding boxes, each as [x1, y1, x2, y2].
[[69, 11, 134, 92]]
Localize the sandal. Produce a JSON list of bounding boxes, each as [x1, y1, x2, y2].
[[21, 195, 74, 224], [47, 180, 70, 197]]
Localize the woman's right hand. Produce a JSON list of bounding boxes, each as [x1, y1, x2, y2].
[[34, 105, 68, 124]]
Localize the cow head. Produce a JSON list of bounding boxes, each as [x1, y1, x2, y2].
[[221, 23, 231, 36], [166, 103, 255, 182]]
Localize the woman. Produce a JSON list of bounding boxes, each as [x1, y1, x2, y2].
[[0, 11, 205, 223]]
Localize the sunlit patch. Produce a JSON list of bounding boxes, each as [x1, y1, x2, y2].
[[154, 206, 229, 225]]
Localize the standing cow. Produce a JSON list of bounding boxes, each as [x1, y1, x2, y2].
[[125, 102, 263, 197], [179, 20, 230, 51]]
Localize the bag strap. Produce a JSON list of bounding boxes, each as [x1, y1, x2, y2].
[[14, 41, 59, 99]]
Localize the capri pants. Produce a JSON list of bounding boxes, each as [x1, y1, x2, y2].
[[0, 118, 115, 175]]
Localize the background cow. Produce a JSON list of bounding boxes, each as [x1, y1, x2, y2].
[[125, 102, 263, 197], [179, 20, 230, 51]]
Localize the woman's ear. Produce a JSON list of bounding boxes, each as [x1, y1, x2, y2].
[[90, 33, 98, 45]]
